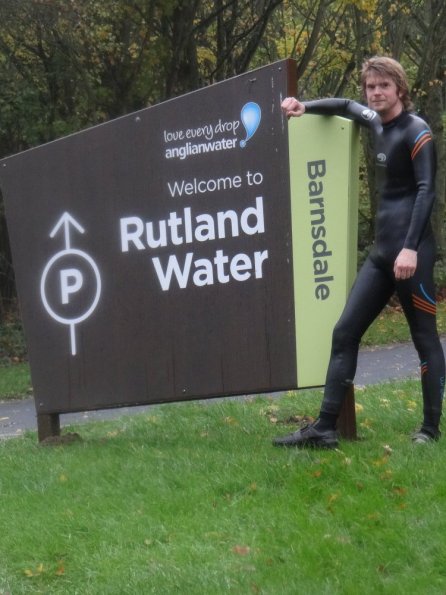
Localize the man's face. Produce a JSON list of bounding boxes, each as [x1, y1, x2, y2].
[[365, 74, 403, 123]]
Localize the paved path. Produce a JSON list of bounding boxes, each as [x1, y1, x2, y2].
[[1, 339, 445, 439]]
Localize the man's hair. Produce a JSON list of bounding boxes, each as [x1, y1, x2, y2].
[[361, 56, 413, 112]]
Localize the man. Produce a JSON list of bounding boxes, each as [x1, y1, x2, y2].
[[274, 56, 445, 448]]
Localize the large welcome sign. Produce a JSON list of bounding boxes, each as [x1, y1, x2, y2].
[[0, 60, 359, 439]]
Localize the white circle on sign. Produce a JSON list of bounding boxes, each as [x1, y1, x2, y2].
[[40, 249, 101, 325]]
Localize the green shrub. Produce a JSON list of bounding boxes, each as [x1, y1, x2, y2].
[[0, 314, 27, 365]]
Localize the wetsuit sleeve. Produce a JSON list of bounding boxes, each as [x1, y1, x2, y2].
[[303, 98, 382, 133], [403, 123, 437, 250]]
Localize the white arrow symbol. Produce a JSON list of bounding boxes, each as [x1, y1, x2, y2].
[[50, 212, 85, 250]]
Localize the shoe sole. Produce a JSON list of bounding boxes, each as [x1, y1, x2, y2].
[[411, 431, 440, 444], [273, 438, 338, 449], [306, 439, 338, 449]]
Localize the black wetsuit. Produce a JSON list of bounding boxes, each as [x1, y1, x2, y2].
[[303, 99, 445, 435]]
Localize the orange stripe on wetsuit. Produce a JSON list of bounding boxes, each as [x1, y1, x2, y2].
[[412, 293, 436, 315], [411, 130, 432, 160]]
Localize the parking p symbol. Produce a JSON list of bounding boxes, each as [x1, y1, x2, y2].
[[61, 268, 83, 304], [41, 247, 101, 356]]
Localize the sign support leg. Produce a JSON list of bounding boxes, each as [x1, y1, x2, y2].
[[336, 384, 357, 440], [37, 413, 60, 442]]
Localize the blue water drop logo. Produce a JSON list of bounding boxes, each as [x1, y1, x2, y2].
[[239, 102, 261, 148]]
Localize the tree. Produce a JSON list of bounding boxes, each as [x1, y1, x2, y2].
[[407, 0, 446, 262], [0, 0, 287, 314], [0, 0, 445, 315]]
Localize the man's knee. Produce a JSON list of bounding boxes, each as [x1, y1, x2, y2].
[[332, 322, 360, 352], [410, 328, 441, 356]]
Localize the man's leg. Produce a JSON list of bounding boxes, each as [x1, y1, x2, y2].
[[319, 256, 394, 421], [274, 256, 394, 447], [396, 239, 445, 440]]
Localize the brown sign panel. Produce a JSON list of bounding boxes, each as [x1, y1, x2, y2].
[[1, 60, 297, 415]]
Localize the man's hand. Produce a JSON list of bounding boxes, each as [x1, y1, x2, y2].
[[394, 248, 417, 280], [281, 97, 306, 118]]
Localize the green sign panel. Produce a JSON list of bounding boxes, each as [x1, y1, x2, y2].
[[290, 115, 359, 386]]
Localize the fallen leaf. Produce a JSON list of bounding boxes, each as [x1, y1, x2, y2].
[[372, 455, 389, 467], [392, 486, 407, 496], [261, 405, 279, 415], [355, 403, 364, 413], [393, 390, 405, 398], [24, 563, 44, 578], [224, 416, 238, 425], [328, 493, 340, 504], [106, 430, 120, 437], [232, 545, 251, 556], [380, 469, 393, 480]]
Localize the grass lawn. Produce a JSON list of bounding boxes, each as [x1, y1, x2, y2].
[[1, 382, 446, 593], [1, 305, 446, 592], [0, 362, 33, 399]]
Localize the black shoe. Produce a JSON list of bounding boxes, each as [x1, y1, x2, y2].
[[411, 429, 441, 444], [273, 422, 338, 449]]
